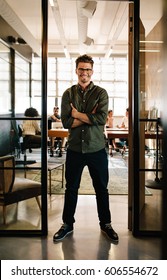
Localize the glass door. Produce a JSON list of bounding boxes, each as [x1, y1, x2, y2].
[[0, 0, 48, 236], [133, 0, 164, 236]]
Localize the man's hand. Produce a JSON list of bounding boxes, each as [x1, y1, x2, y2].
[[70, 103, 92, 125], [71, 103, 79, 118], [92, 103, 98, 114]]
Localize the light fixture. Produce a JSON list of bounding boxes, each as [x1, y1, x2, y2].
[[105, 47, 113, 59], [82, 1, 97, 18], [7, 36, 27, 45], [49, 0, 54, 7], [84, 37, 94, 46], [139, 50, 160, 53], [63, 46, 70, 59], [140, 40, 163, 44]]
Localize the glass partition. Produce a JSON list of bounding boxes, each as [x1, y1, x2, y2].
[[0, 0, 45, 235], [15, 54, 30, 113], [139, 0, 163, 233], [0, 41, 11, 114]]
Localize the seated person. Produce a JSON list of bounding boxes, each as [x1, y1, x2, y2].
[[117, 108, 129, 152], [106, 110, 117, 156], [21, 107, 41, 151], [48, 106, 62, 124], [48, 106, 66, 156]]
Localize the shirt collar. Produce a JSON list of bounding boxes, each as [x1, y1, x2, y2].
[[77, 81, 94, 93]]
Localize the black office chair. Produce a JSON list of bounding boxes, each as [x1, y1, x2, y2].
[[16, 125, 41, 165]]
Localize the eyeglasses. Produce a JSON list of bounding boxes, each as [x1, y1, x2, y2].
[[77, 68, 93, 74]]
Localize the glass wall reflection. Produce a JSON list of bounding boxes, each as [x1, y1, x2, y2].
[[0, 0, 42, 233], [139, 0, 163, 232]]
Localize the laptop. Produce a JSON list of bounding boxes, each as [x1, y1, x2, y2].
[[52, 122, 63, 129]]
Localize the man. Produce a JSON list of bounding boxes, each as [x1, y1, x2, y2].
[[48, 107, 65, 156], [53, 54, 118, 243], [48, 106, 61, 123], [117, 108, 129, 129], [117, 108, 129, 154]]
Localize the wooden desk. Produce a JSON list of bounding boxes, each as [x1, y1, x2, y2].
[[106, 129, 163, 140], [48, 129, 69, 138], [105, 129, 128, 139], [145, 131, 163, 140]]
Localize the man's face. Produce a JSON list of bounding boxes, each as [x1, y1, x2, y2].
[[76, 62, 93, 84], [54, 108, 59, 116]]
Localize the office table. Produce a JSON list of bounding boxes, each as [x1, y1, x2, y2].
[[48, 128, 69, 138], [105, 129, 128, 139], [105, 129, 163, 140]]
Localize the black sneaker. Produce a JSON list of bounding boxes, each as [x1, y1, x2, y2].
[[53, 223, 73, 242], [101, 223, 119, 242]]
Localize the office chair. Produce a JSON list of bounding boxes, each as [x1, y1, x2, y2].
[[0, 155, 41, 224], [17, 125, 41, 165]]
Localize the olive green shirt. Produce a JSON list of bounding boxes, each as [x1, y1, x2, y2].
[[61, 82, 108, 153]]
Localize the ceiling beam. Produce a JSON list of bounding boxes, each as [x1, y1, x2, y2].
[[49, 0, 70, 58], [0, 0, 40, 56]]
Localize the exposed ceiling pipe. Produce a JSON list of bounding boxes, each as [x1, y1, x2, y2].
[[0, 0, 40, 56], [76, 1, 96, 54], [105, 2, 128, 58], [50, 0, 70, 58]]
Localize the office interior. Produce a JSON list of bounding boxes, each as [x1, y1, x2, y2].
[[0, 0, 167, 260]]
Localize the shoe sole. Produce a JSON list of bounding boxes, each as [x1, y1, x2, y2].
[[101, 229, 119, 243], [53, 229, 73, 242]]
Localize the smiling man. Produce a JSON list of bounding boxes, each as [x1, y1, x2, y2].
[[53, 54, 119, 243]]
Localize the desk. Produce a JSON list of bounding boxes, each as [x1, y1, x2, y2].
[[48, 129, 69, 138], [145, 131, 163, 140], [48, 129, 69, 157], [105, 129, 163, 140], [105, 129, 128, 139]]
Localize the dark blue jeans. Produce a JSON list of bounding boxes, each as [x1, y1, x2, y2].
[[62, 148, 111, 227]]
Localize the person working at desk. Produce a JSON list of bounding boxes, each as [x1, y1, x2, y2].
[[117, 108, 129, 153], [48, 106, 61, 123], [53, 54, 118, 243], [106, 110, 117, 156], [48, 106, 66, 156], [21, 107, 41, 152]]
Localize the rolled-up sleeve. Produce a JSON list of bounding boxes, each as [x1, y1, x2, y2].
[[61, 89, 74, 128], [86, 89, 108, 125]]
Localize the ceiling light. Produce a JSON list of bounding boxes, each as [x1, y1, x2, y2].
[[7, 36, 27, 45], [84, 37, 94, 46], [49, 0, 54, 7], [63, 47, 70, 59], [105, 47, 113, 59], [82, 1, 97, 18], [140, 40, 163, 44], [139, 50, 160, 53]]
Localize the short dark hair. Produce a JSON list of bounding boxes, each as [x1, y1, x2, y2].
[[75, 54, 94, 68], [24, 107, 39, 117]]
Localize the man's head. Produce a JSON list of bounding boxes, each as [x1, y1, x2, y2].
[[75, 54, 94, 87], [75, 54, 94, 69], [53, 106, 59, 116], [126, 108, 129, 117]]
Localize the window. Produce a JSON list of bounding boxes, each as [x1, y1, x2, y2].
[[15, 54, 30, 113], [0, 41, 11, 114], [31, 56, 128, 115]]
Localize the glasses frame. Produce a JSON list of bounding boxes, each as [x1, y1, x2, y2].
[[77, 68, 93, 74]]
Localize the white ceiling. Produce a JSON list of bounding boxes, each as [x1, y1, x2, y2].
[[0, 0, 163, 58]]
